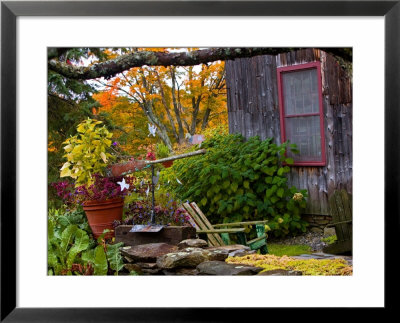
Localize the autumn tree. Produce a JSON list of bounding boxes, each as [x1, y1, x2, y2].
[[93, 48, 227, 151]]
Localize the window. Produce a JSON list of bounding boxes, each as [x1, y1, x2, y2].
[[277, 62, 326, 166]]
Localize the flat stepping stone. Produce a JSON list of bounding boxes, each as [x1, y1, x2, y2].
[[197, 261, 262, 275]]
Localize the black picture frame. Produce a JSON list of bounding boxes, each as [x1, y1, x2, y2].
[[1, 1, 398, 321]]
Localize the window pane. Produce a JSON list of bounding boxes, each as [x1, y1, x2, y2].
[[282, 68, 319, 115], [285, 116, 322, 162]]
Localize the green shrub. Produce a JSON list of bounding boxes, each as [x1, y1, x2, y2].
[[160, 133, 308, 237]]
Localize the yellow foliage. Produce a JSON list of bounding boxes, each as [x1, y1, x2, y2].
[[226, 254, 353, 276]]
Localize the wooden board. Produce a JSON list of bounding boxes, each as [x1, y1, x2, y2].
[[213, 220, 268, 227], [183, 203, 220, 247], [197, 228, 245, 234], [190, 202, 225, 246]]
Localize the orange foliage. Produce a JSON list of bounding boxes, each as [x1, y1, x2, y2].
[[92, 48, 228, 155]]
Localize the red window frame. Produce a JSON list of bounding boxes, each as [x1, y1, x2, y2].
[[277, 62, 326, 166]]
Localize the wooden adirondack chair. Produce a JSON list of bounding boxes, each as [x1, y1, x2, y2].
[[323, 189, 352, 255], [183, 202, 268, 254]]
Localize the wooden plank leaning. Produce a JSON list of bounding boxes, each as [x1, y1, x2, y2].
[[190, 202, 226, 246], [183, 203, 221, 247]]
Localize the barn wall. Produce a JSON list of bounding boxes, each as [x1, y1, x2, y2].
[[225, 49, 352, 216]]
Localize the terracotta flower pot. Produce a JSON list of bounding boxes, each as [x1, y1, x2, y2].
[[162, 160, 173, 168], [83, 197, 124, 239]]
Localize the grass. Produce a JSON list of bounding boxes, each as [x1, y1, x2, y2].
[[267, 243, 312, 257]]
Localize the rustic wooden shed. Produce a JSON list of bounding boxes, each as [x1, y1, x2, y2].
[[225, 49, 352, 226]]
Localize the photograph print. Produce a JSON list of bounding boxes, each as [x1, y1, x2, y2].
[[48, 47, 352, 276]]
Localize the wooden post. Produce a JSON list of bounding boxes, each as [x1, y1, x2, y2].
[[107, 149, 206, 177]]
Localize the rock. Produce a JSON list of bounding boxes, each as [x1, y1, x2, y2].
[[228, 249, 257, 257], [124, 256, 134, 263], [156, 247, 211, 269], [135, 262, 158, 269], [178, 239, 208, 249], [258, 269, 303, 276], [163, 268, 199, 275], [315, 218, 330, 225], [124, 264, 143, 274], [120, 243, 178, 263], [141, 268, 163, 275], [207, 249, 230, 261], [206, 244, 250, 253], [197, 261, 262, 275], [323, 227, 336, 237], [205, 245, 256, 261], [310, 227, 323, 233]]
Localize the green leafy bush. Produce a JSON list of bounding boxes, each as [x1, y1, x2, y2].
[[160, 133, 308, 237]]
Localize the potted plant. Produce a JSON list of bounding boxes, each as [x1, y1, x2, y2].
[[55, 118, 133, 239], [52, 175, 134, 239], [156, 143, 173, 168]]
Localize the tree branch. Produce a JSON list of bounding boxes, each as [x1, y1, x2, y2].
[[49, 47, 351, 81]]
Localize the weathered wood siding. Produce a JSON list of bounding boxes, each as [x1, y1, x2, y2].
[[226, 49, 352, 216]]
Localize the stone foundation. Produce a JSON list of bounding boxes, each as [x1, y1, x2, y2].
[[302, 214, 332, 233], [115, 225, 196, 246]]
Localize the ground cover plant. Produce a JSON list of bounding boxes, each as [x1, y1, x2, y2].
[[226, 254, 352, 276]]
